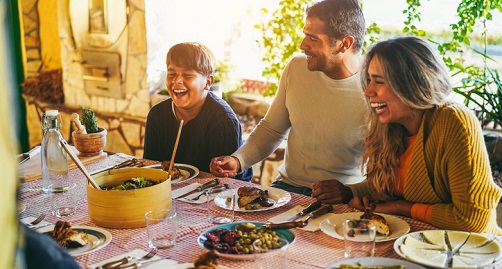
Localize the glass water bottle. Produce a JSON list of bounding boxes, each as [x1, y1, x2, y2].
[[41, 110, 69, 193]]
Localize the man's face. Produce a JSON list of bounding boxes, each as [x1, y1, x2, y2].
[[165, 63, 211, 111], [300, 16, 343, 76]]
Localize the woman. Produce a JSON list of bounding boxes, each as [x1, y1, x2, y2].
[[348, 36, 502, 235]]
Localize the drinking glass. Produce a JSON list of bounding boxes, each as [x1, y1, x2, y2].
[[49, 183, 76, 217], [342, 219, 376, 258], [206, 186, 235, 224], [145, 208, 178, 249]]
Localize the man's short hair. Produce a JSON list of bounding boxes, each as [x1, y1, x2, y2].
[[166, 42, 216, 76], [306, 0, 365, 52]]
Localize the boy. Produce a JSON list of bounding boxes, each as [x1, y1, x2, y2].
[[144, 42, 252, 181]]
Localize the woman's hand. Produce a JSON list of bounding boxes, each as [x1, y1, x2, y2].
[[311, 180, 353, 204], [348, 196, 413, 217], [209, 156, 241, 177]]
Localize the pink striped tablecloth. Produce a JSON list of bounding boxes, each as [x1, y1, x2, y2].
[[19, 154, 437, 269]]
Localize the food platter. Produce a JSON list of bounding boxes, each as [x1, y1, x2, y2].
[[214, 186, 291, 212], [319, 212, 410, 242], [39, 225, 112, 256], [394, 230, 502, 268], [197, 221, 295, 260], [325, 257, 426, 269], [144, 163, 199, 183]]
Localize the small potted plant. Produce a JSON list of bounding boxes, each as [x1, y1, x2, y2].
[[71, 106, 107, 156]]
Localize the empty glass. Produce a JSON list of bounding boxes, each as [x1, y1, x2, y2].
[[206, 186, 235, 224], [145, 209, 177, 249], [49, 183, 76, 217], [342, 219, 376, 258]]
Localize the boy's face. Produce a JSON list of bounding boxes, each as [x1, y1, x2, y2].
[[166, 63, 212, 111]]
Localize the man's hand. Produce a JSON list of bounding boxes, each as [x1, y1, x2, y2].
[[209, 156, 241, 177], [311, 180, 353, 204]]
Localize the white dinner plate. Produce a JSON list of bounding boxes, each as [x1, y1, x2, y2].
[[325, 257, 426, 269], [144, 163, 199, 183], [39, 225, 112, 256], [319, 212, 410, 242], [214, 186, 291, 212], [394, 230, 502, 268]]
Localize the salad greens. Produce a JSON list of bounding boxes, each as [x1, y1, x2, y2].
[[101, 177, 158, 190]]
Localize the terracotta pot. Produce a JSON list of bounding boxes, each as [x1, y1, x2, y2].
[[72, 127, 107, 156]]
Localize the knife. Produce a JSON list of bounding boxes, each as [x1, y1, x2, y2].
[[174, 178, 220, 199], [17, 146, 41, 165], [266, 204, 333, 229], [114, 258, 163, 269], [286, 200, 322, 221], [302, 204, 333, 222]]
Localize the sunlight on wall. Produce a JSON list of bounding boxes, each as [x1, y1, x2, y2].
[[145, 0, 502, 93], [145, 0, 277, 92]]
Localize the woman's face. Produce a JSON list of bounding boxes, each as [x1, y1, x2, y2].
[[166, 63, 211, 111], [364, 57, 414, 129]]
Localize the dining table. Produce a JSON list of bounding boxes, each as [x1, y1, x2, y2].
[[17, 152, 500, 269]]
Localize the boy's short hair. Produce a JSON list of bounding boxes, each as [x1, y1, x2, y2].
[[166, 42, 216, 76]]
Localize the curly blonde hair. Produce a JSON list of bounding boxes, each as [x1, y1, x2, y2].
[[360, 36, 452, 201]]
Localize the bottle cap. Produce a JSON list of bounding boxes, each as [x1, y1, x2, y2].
[[46, 110, 59, 117]]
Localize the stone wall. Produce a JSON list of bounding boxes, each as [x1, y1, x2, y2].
[[58, 0, 149, 117], [21, 0, 150, 156]]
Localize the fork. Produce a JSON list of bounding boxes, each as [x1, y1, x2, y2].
[[101, 249, 157, 269], [27, 213, 46, 227], [186, 184, 230, 201]]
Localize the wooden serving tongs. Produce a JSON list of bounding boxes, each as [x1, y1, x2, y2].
[[166, 119, 184, 179], [57, 133, 101, 190]]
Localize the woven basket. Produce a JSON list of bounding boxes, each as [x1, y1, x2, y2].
[[87, 167, 171, 228]]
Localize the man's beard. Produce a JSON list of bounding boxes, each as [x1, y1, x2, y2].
[[307, 56, 326, 72]]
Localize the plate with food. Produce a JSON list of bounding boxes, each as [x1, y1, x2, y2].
[[319, 212, 410, 242], [144, 162, 199, 183], [214, 186, 291, 212], [394, 230, 502, 268], [197, 221, 295, 260], [325, 257, 426, 269], [39, 221, 112, 256]]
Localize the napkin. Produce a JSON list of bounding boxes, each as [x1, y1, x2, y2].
[[267, 206, 336, 232], [86, 249, 178, 269], [172, 183, 213, 204], [20, 216, 53, 230]]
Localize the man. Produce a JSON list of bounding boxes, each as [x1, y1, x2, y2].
[[210, 0, 367, 202]]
